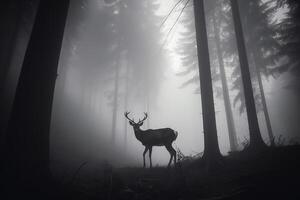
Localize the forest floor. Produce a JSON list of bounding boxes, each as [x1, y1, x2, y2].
[[59, 145, 300, 200]]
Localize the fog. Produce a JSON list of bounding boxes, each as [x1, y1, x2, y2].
[[42, 0, 300, 177]]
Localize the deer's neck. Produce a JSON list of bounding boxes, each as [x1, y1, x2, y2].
[[133, 128, 144, 141]]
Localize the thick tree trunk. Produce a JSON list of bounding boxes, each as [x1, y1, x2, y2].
[[0, 1, 25, 154], [212, 14, 238, 151], [4, 0, 69, 184], [193, 0, 222, 164], [0, 1, 23, 93], [251, 51, 275, 146], [230, 0, 266, 149]]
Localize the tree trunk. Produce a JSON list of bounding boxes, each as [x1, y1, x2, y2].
[[145, 0, 150, 130], [251, 50, 275, 146], [230, 0, 266, 149], [4, 0, 69, 185], [193, 0, 222, 164], [124, 61, 130, 151], [0, 0, 23, 93], [111, 52, 121, 145], [212, 13, 238, 151], [0, 0, 26, 154], [146, 83, 150, 129]]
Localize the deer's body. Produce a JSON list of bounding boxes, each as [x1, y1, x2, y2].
[[134, 128, 178, 146], [125, 112, 178, 168]]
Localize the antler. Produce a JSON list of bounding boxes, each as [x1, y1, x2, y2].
[[124, 111, 135, 123], [138, 112, 148, 124]]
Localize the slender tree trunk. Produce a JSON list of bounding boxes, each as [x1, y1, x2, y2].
[[4, 0, 69, 185], [212, 13, 238, 151], [145, 0, 150, 130], [251, 51, 275, 146], [146, 83, 150, 129], [230, 0, 266, 149], [124, 61, 130, 151], [241, 2, 275, 147], [193, 0, 222, 164], [111, 52, 121, 145]]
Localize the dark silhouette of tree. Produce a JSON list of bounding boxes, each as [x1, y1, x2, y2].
[[193, 0, 222, 165], [4, 0, 69, 188], [225, 0, 282, 146], [0, 0, 37, 155], [177, 0, 238, 151], [230, 0, 266, 149], [212, 9, 238, 151], [238, 0, 281, 146], [251, 51, 275, 146], [0, 1, 25, 94]]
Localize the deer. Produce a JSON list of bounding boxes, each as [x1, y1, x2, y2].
[[124, 112, 178, 168]]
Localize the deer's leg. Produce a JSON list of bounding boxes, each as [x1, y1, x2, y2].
[[143, 146, 149, 168], [170, 145, 177, 165], [165, 145, 173, 168], [149, 146, 152, 168]]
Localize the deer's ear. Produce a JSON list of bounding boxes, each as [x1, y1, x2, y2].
[[139, 122, 143, 126], [129, 121, 134, 126]]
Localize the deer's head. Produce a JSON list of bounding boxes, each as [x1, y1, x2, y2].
[[124, 112, 148, 130]]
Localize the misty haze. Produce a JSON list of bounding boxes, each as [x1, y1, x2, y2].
[[1, 0, 300, 199]]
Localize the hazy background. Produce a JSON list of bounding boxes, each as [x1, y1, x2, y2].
[[33, 0, 300, 178]]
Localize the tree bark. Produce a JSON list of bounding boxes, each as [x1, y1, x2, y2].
[[4, 0, 69, 184], [193, 0, 222, 164], [212, 13, 238, 151], [230, 0, 266, 149]]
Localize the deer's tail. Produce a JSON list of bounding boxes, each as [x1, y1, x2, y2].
[[174, 131, 178, 140]]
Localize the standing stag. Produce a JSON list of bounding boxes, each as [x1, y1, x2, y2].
[[124, 112, 178, 168]]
